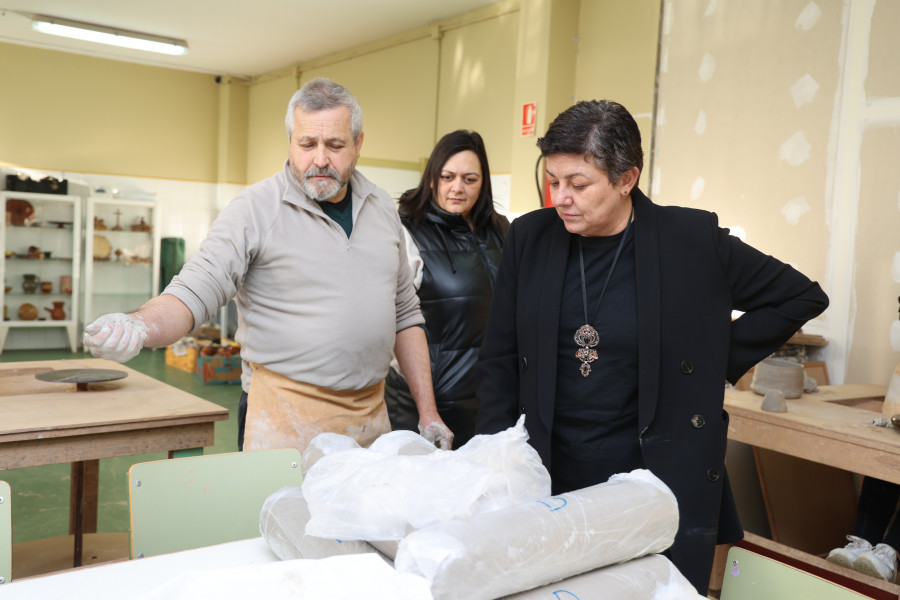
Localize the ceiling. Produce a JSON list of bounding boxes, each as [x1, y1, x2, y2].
[[0, 0, 502, 79]]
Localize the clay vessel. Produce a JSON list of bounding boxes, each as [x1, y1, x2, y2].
[[18, 303, 38, 320], [40, 281, 53, 294], [60, 275, 72, 295], [45, 301, 66, 321], [22, 274, 39, 294]]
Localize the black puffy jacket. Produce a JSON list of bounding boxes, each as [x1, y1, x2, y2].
[[384, 202, 507, 448]]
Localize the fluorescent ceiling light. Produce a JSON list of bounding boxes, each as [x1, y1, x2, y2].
[[31, 14, 188, 56]]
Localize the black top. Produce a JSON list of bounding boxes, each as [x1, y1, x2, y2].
[[317, 182, 353, 237], [383, 201, 507, 448], [551, 229, 641, 494]]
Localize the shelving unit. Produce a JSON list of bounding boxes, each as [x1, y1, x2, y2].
[[83, 196, 160, 327], [1, 191, 82, 353]]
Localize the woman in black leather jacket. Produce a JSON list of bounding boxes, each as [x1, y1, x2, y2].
[[384, 130, 509, 449]]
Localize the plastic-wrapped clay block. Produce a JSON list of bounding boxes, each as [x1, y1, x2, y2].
[[501, 554, 703, 599], [303, 416, 549, 542], [300, 433, 361, 474], [394, 469, 679, 600], [258, 486, 375, 560]]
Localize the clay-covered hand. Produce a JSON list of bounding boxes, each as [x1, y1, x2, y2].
[[419, 421, 455, 450], [83, 312, 149, 362]]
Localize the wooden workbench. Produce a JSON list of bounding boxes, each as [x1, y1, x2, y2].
[[724, 383, 896, 483], [0, 357, 229, 567]]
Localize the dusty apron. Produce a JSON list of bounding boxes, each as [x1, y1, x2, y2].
[[243, 363, 391, 453]]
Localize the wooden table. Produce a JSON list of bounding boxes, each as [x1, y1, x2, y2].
[[724, 383, 897, 483], [0, 358, 229, 567]]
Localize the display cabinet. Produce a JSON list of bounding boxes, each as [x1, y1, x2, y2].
[[83, 196, 160, 327], [1, 191, 82, 353]]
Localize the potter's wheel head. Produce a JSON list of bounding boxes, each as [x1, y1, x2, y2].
[[35, 368, 128, 384]]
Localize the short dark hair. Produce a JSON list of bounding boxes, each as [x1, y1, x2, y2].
[[537, 100, 643, 186], [399, 130, 504, 233]]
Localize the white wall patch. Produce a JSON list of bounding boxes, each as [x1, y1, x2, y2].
[[781, 196, 811, 224], [699, 53, 716, 82], [694, 110, 707, 135], [892, 251, 900, 283], [651, 167, 661, 196], [795, 2, 822, 31], [690, 177, 706, 200], [704, 0, 718, 17], [791, 74, 820, 108], [727, 225, 746, 241], [892, 320, 900, 352], [779, 131, 812, 166], [663, 0, 673, 36]]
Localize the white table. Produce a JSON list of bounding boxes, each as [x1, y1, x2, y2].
[[1, 538, 278, 599]]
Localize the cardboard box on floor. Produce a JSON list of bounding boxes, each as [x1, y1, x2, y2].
[[165, 345, 198, 373], [195, 354, 241, 385]]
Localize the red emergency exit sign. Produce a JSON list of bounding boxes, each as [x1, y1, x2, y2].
[[521, 102, 537, 136]]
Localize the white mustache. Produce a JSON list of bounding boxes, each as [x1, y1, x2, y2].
[[305, 167, 340, 181]]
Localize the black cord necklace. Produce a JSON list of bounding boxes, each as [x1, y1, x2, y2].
[[574, 207, 634, 377]]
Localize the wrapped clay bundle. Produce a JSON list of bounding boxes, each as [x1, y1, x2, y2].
[[258, 486, 376, 560], [302, 416, 550, 542], [394, 469, 679, 600], [300, 432, 361, 474], [501, 554, 703, 600]]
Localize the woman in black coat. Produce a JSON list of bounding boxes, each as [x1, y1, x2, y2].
[[474, 101, 828, 594], [384, 130, 508, 449]]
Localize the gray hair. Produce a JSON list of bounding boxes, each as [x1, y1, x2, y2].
[[284, 78, 363, 142]]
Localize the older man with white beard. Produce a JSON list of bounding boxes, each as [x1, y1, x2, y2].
[[82, 78, 453, 453]]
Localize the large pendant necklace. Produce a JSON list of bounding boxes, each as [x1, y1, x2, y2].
[[574, 208, 633, 377]]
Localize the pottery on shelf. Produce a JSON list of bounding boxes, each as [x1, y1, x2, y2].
[[18, 302, 38, 320], [22, 274, 39, 294], [60, 275, 72, 295], [40, 281, 53, 294], [45, 301, 66, 321]]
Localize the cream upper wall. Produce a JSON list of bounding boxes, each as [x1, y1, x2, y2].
[[246, 75, 298, 182], [0, 42, 221, 182], [654, 0, 900, 386], [575, 0, 660, 174], [301, 36, 441, 166], [653, 0, 836, 290], [435, 12, 519, 174]]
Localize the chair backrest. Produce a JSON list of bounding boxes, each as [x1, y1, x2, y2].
[[128, 448, 302, 559], [720, 547, 869, 600], [0, 480, 10, 584]]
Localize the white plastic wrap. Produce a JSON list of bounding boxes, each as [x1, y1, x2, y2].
[[501, 554, 703, 600], [300, 432, 361, 474], [258, 486, 376, 560], [136, 553, 432, 600], [302, 415, 551, 541], [394, 469, 679, 600]]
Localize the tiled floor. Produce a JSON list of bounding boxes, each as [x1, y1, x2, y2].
[[0, 348, 240, 546]]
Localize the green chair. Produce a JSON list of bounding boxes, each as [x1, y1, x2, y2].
[[1, 480, 10, 584], [720, 546, 871, 600], [128, 449, 303, 559]]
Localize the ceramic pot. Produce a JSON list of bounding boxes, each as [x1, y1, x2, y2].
[[18, 302, 38, 320], [45, 301, 66, 321], [60, 275, 72, 295], [22, 274, 39, 294], [40, 281, 53, 294]]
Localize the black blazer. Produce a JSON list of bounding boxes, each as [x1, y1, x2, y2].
[[475, 189, 828, 593]]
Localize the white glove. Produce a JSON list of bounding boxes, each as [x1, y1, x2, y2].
[[83, 312, 149, 362], [419, 421, 454, 450]]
